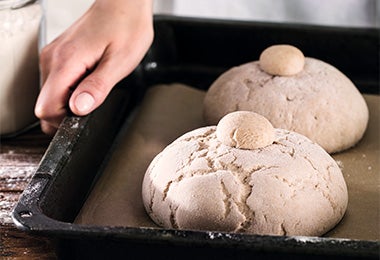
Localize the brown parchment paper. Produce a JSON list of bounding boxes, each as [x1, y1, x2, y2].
[[75, 83, 379, 241]]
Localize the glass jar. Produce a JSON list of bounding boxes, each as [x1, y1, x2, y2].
[[0, 0, 43, 137]]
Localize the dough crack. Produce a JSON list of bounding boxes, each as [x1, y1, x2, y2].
[[143, 126, 347, 236], [231, 128, 239, 147], [273, 141, 297, 158], [274, 175, 297, 189], [148, 181, 155, 212], [302, 156, 318, 172], [181, 129, 215, 142], [169, 204, 179, 229], [220, 180, 232, 218], [217, 160, 260, 232], [280, 223, 288, 236], [257, 75, 275, 89], [236, 181, 254, 232]]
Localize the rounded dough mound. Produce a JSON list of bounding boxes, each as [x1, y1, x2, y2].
[[216, 111, 275, 150], [142, 126, 348, 236], [203, 58, 369, 153], [259, 45, 305, 76]]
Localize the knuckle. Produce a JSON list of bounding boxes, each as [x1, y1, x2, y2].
[[34, 105, 52, 121], [40, 121, 58, 136], [39, 44, 53, 65], [35, 102, 66, 125], [84, 76, 109, 97], [40, 41, 77, 66], [34, 101, 49, 119]]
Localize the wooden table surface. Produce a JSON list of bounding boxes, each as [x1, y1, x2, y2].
[[0, 126, 57, 259]]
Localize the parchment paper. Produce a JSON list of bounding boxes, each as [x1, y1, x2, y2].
[[75, 83, 379, 241]]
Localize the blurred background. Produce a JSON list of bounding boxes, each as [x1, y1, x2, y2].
[[44, 0, 379, 44]]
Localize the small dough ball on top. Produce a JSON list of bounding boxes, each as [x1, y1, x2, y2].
[[216, 111, 275, 149], [259, 44, 305, 76], [203, 44, 369, 154], [142, 112, 348, 237]]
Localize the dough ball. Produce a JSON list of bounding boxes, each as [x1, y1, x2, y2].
[[142, 113, 348, 236], [216, 111, 275, 149], [203, 45, 369, 154], [259, 44, 305, 76]]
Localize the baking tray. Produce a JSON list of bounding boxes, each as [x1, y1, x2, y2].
[[12, 16, 379, 259]]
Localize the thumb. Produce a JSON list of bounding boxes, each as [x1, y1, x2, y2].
[[69, 41, 149, 116], [69, 56, 130, 116], [69, 75, 111, 116]]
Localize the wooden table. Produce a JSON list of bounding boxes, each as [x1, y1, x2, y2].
[[0, 126, 57, 259]]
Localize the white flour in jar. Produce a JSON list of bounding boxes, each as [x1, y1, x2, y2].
[[0, 1, 42, 136]]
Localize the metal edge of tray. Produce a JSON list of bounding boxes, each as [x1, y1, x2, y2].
[[10, 90, 380, 259], [11, 16, 380, 258], [11, 90, 379, 259]]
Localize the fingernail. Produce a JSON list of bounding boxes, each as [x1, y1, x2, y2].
[[74, 92, 94, 114]]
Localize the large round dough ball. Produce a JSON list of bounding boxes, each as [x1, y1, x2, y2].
[[142, 115, 348, 236], [203, 48, 368, 154]]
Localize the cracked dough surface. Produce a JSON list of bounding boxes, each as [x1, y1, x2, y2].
[[142, 126, 348, 236], [203, 58, 369, 154]]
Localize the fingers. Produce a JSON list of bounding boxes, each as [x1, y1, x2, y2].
[[67, 0, 154, 116], [35, 38, 152, 135], [69, 45, 143, 116], [69, 64, 112, 116], [40, 120, 60, 136], [34, 0, 154, 135], [35, 43, 89, 134], [35, 44, 137, 133]]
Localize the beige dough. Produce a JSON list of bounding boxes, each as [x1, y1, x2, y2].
[[75, 85, 377, 240], [216, 111, 275, 149], [142, 112, 348, 236], [259, 45, 305, 76], [203, 46, 369, 154]]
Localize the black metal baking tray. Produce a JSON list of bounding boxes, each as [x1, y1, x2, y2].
[[12, 16, 379, 259]]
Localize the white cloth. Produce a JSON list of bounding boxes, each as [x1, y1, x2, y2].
[[154, 0, 379, 28], [45, 0, 379, 43]]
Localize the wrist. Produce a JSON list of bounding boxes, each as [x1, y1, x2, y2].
[[94, 0, 153, 15]]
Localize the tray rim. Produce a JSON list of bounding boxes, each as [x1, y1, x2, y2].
[[11, 15, 380, 258]]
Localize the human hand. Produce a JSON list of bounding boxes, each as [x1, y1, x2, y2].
[[35, 0, 153, 135]]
